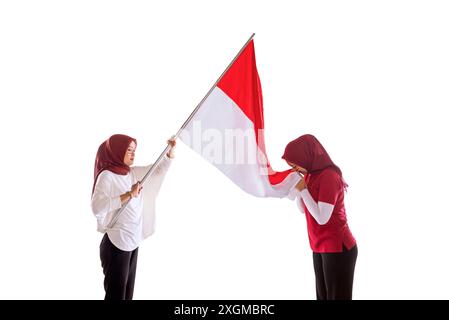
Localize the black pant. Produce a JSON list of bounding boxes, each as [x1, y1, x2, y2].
[[100, 233, 139, 300], [313, 245, 358, 300]]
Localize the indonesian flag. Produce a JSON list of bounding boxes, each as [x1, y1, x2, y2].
[[180, 40, 300, 197]]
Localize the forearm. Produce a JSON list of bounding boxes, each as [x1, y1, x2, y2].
[[119, 191, 133, 205], [155, 154, 172, 175], [300, 189, 333, 225], [300, 189, 319, 218]]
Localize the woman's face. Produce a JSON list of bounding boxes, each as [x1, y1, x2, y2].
[[286, 161, 307, 174], [123, 141, 136, 166]]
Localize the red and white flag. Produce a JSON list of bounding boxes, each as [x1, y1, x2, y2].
[[180, 40, 300, 197]]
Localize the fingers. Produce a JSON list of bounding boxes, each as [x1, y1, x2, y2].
[[167, 135, 177, 147], [130, 182, 143, 198], [132, 182, 141, 191]]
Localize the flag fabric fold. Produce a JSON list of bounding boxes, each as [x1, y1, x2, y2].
[[180, 40, 300, 197]]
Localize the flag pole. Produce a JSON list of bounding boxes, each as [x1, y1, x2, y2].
[[174, 32, 256, 137], [107, 33, 256, 229]]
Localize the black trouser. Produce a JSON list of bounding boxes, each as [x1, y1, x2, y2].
[[100, 233, 139, 300], [313, 245, 358, 300]]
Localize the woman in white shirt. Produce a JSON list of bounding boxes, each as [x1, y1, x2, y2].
[[91, 134, 175, 300]]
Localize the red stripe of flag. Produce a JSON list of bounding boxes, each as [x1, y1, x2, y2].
[[217, 40, 294, 186]]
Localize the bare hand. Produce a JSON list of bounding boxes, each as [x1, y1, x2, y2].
[[167, 135, 176, 158], [130, 181, 143, 197]]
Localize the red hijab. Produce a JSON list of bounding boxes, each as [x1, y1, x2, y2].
[[92, 134, 137, 194], [282, 134, 347, 190]]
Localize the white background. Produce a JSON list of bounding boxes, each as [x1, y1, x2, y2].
[[1, 0, 448, 299]]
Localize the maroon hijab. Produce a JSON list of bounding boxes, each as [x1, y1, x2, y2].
[[92, 134, 137, 194], [282, 134, 347, 189]]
